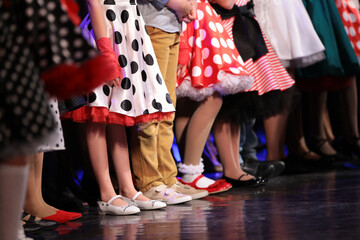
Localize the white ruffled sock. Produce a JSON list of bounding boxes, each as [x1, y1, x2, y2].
[[0, 163, 29, 240], [178, 159, 215, 188]]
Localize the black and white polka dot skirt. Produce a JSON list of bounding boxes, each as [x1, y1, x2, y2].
[[37, 99, 65, 152], [70, 0, 175, 126]]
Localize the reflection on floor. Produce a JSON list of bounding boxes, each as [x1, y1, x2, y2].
[[29, 170, 360, 240]]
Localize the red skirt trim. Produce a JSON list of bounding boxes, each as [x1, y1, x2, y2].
[[62, 106, 173, 126]]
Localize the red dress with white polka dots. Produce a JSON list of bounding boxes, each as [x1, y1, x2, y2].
[[335, 0, 360, 57], [177, 0, 254, 102]]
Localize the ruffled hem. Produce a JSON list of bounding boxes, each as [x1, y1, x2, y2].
[[0, 128, 58, 159], [281, 51, 326, 69], [176, 73, 254, 102], [62, 106, 173, 126]]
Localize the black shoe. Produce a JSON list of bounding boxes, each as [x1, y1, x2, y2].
[[267, 160, 286, 177], [309, 138, 348, 169], [23, 212, 59, 231], [222, 174, 267, 188], [242, 159, 285, 178], [241, 158, 274, 178], [23, 222, 43, 234], [339, 136, 360, 159], [282, 155, 314, 174]]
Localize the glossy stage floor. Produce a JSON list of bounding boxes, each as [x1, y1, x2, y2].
[[30, 169, 360, 240]]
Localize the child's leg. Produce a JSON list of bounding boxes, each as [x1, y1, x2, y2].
[[0, 156, 29, 240], [183, 93, 222, 166], [213, 121, 254, 180], [174, 98, 198, 159], [86, 122, 127, 207], [286, 97, 322, 160], [338, 77, 360, 148], [308, 91, 337, 155], [23, 153, 57, 218], [107, 124, 149, 201], [179, 94, 222, 187], [263, 113, 288, 160]]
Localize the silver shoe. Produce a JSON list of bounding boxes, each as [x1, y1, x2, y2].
[[123, 192, 167, 210], [97, 195, 140, 215]]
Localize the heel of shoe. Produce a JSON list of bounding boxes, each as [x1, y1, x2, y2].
[[97, 201, 107, 215]]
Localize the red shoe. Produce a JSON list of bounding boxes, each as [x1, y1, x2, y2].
[[179, 174, 232, 194], [43, 210, 82, 224]]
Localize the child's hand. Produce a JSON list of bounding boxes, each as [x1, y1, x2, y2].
[[166, 0, 192, 22], [109, 77, 121, 87], [183, 0, 197, 23], [177, 64, 187, 78]]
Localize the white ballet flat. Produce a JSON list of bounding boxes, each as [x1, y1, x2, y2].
[[123, 192, 167, 210], [97, 195, 140, 215]]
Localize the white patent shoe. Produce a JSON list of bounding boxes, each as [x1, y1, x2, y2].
[[97, 195, 140, 215], [123, 192, 167, 210]]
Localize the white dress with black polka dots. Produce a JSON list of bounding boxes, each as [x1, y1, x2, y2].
[[37, 99, 65, 152], [73, 0, 175, 126]]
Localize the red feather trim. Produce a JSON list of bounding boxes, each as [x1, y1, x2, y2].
[[41, 55, 116, 100]]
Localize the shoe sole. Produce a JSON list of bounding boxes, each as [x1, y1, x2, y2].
[[164, 195, 192, 205], [208, 186, 232, 194], [189, 191, 209, 200]]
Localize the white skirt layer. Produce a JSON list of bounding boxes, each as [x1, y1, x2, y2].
[[176, 73, 254, 102], [254, 0, 326, 68]]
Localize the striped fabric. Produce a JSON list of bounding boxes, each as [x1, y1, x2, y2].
[[221, 0, 295, 95]]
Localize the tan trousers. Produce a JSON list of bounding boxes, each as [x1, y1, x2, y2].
[[131, 27, 180, 191]]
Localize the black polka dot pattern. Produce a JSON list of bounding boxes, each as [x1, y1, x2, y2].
[[132, 39, 139, 51], [141, 70, 147, 82], [118, 55, 128, 67], [104, 0, 116, 4], [114, 31, 122, 44], [121, 10, 129, 23], [121, 78, 131, 90], [166, 93, 172, 104], [135, 20, 140, 31], [89, 92, 97, 103], [103, 85, 111, 96], [156, 74, 163, 85], [78, 0, 175, 124], [121, 100, 132, 111], [131, 61, 139, 74], [143, 54, 154, 65], [106, 10, 117, 21]]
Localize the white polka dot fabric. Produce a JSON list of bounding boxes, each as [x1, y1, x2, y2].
[[336, 0, 360, 58], [0, 0, 104, 158], [176, 0, 254, 102]]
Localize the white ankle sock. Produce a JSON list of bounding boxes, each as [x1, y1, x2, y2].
[[178, 160, 215, 188], [0, 163, 29, 240]]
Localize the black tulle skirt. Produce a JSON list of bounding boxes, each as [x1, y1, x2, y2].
[[216, 86, 298, 123]]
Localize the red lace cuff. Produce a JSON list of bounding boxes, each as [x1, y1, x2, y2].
[[96, 37, 122, 80]]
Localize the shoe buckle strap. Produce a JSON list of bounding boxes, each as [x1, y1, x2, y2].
[[106, 195, 123, 205], [132, 191, 142, 201]]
